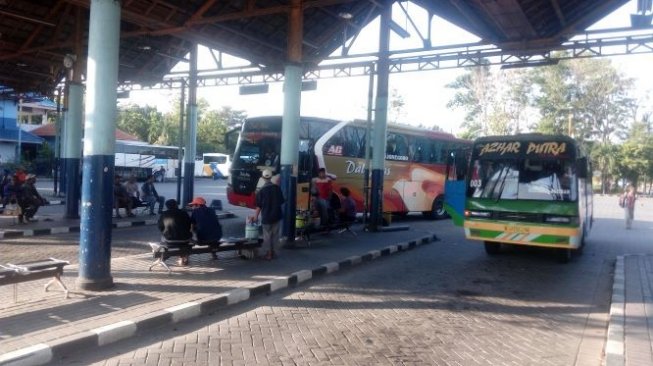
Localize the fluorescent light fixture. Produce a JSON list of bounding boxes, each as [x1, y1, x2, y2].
[[338, 12, 353, 20]]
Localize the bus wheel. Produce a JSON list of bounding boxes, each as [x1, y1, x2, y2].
[[557, 248, 572, 263], [484, 242, 501, 255], [423, 196, 447, 220]]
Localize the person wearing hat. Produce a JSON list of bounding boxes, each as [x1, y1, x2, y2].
[[158, 199, 193, 266], [17, 174, 47, 223], [189, 196, 222, 256], [251, 169, 285, 260]]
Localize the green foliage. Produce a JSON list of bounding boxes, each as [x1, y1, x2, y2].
[[116, 104, 164, 144], [447, 61, 529, 138], [115, 99, 247, 157]]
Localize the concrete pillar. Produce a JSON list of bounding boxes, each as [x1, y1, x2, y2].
[[63, 82, 82, 218], [182, 46, 198, 208], [280, 0, 303, 240], [370, 2, 391, 231], [76, 0, 121, 291], [176, 82, 185, 204]]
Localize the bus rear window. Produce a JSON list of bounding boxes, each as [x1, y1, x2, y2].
[[204, 156, 227, 164]]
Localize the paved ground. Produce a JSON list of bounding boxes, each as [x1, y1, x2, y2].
[[1, 183, 652, 366]]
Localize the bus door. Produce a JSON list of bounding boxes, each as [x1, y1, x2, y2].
[[297, 139, 313, 211], [444, 147, 470, 226]]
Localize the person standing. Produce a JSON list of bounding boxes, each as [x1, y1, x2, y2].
[[158, 199, 193, 265], [251, 169, 284, 260], [141, 174, 165, 215], [621, 184, 637, 229], [311, 168, 336, 226]]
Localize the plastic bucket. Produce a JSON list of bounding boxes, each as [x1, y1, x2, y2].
[[245, 224, 259, 239], [296, 215, 306, 229]]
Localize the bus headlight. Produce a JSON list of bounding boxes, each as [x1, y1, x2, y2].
[[465, 210, 491, 218]]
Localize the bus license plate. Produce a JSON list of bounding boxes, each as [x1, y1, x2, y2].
[[504, 225, 529, 234]]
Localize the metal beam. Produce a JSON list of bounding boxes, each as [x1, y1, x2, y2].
[[115, 29, 653, 92], [550, 0, 566, 26]]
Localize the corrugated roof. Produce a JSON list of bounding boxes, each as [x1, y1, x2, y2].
[[30, 123, 141, 141], [0, 0, 631, 96], [0, 128, 44, 144]]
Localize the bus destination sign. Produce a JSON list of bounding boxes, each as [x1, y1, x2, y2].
[[477, 141, 569, 158]]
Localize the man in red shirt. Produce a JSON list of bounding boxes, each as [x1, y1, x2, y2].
[[311, 168, 336, 226]]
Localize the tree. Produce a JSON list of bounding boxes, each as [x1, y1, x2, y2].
[[388, 88, 406, 124], [116, 104, 164, 143], [447, 62, 528, 138], [446, 62, 493, 139]]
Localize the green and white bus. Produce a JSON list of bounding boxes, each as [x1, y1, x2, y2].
[[445, 134, 593, 262]]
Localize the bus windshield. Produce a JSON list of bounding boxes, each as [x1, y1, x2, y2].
[[469, 158, 577, 201]]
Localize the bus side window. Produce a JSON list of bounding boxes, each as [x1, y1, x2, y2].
[[429, 141, 441, 163]]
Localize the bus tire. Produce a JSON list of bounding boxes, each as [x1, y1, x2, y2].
[[423, 196, 448, 220], [557, 248, 572, 263], [484, 242, 501, 255]]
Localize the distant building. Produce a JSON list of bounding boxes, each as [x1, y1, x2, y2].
[[0, 98, 44, 164]]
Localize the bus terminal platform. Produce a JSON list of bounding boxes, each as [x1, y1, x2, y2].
[[0, 198, 652, 366], [0, 206, 438, 365]]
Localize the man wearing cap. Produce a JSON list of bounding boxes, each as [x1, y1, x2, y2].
[[158, 199, 193, 266], [189, 196, 222, 255], [251, 169, 285, 260]]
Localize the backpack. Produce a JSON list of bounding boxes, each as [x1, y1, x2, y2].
[[618, 195, 625, 208]]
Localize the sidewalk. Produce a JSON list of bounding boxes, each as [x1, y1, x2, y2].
[[0, 225, 437, 366], [606, 254, 653, 366], [0, 203, 235, 239]]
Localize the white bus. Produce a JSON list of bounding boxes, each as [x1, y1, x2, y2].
[[114, 140, 178, 181], [195, 153, 231, 178]]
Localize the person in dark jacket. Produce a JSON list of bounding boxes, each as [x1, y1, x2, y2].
[[18, 174, 47, 223], [141, 174, 165, 215], [157, 199, 193, 265], [250, 169, 285, 260], [189, 196, 223, 259]]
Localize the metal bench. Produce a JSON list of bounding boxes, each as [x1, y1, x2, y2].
[[148, 238, 262, 273], [295, 220, 357, 245], [0, 258, 70, 300]]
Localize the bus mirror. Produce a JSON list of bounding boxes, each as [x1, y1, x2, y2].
[[577, 158, 588, 178], [225, 128, 240, 154]]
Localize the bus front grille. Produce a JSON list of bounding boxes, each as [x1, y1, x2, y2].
[[494, 211, 542, 223]]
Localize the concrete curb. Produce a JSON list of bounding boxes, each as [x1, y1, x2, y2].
[[606, 255, 625, 366], [0, 212, 236, 239], [0, 233, 438, 366]]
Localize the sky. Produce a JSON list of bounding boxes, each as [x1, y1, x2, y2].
[[124, 0, 653, 135]]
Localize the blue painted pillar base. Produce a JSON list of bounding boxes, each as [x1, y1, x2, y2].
[[76, 155, 114, 291], [182, 162, 195, 207], [63, 157, 80, 218], [59, 162, 67, 194], [369, 169, 384, 231], [280, 164, 296, 241]]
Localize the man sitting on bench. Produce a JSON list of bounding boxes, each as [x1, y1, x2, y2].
[[157, 199, 193, 266], [189, 196, 223, 259], [339, 187, 356, 223]]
